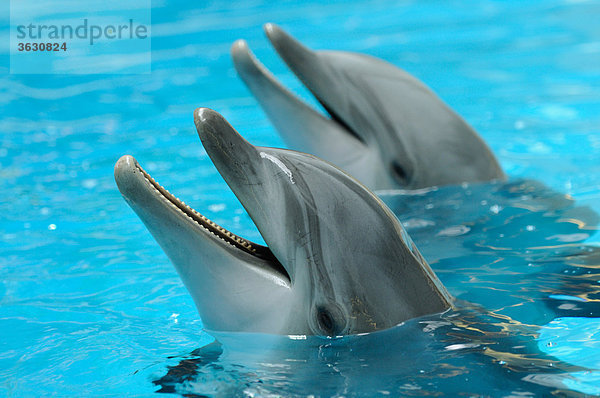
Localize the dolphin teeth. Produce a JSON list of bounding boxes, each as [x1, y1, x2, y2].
[[133, 162, 257, 254]]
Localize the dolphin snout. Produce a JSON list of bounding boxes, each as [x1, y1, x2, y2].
[[114, 155, 145, 202]]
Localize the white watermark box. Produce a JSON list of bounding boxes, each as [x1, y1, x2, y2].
[[10, 0, 151, 74]]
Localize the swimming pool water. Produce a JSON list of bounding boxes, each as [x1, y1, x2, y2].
[[1, 0, 599, 396]]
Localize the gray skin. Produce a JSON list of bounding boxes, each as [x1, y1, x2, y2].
[[232, 23, 505, 191], [114, 108, 452, 336]]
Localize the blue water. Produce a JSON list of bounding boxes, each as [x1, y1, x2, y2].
[[1, 0, 600, 396]]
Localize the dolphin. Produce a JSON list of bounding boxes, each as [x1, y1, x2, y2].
[[231, 24, 505, 191], [114, 108, 451, 336]]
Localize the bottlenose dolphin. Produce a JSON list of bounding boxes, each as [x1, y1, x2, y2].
[[114, 108, 451, 336], [232, 24, 505, 191]]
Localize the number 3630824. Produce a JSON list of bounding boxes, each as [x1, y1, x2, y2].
[[17, 42, 67, 51]]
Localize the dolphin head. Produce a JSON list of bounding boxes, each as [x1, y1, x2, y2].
[[115, 108, 451, 336], [232, 24, 505, 190]]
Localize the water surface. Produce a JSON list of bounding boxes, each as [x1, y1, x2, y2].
[[1, 0, 599, 396]]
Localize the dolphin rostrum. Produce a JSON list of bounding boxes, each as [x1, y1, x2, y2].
[[232, 24, 505, 191], [114, 108, 452, 336]]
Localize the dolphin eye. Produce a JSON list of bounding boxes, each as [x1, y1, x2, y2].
[[391, 161, 410, 185], [318, 309, 334, 333], [313, 304, 347, 336]]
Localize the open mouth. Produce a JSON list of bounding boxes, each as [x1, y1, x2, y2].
[[316, 99, 363, 143], [260, 24, 364, 144], [118, 155, 289, 280], [231, 36, 363, 144]]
